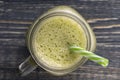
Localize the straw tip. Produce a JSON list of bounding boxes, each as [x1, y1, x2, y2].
[[101, 59, 109, 67]]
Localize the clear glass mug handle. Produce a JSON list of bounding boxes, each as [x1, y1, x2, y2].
[[19, 56, 38, 76]]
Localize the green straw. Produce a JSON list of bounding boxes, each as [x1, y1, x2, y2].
[[69, 46, 109, 67]]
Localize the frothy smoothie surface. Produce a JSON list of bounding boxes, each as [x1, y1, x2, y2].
[[32, 16, 87, 69]]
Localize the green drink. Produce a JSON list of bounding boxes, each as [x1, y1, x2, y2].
[[19, 6, 96, 76], [32, 16, 87, 69]]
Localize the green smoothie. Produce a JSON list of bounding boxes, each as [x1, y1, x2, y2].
[[32, 16, 87, 69]]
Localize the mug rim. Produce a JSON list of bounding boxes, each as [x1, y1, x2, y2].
[[27, 11, 96, 75]]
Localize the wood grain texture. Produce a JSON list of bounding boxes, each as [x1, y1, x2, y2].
[[0, 0, 120, 80]]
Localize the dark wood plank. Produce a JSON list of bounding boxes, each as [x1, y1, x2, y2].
[[0, 0, 120, 80]]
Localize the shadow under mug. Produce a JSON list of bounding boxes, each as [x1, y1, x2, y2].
[[19, 6, 96, 76]]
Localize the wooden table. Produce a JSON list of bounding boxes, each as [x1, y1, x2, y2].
[[0, 0, 120, 80]]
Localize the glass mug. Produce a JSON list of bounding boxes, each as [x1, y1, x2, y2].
[[19, 6, 96, 76]]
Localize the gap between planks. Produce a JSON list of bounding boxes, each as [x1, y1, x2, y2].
[[87, 18, 118, 23], [0, 20, 32, 24]]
